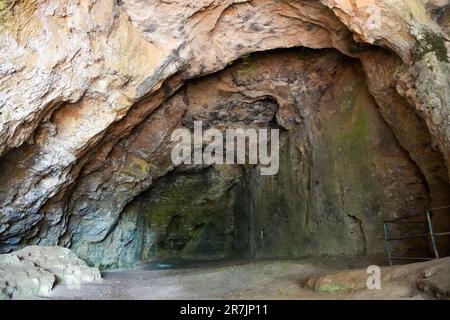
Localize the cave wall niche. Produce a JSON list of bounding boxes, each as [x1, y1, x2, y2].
[[70, 48, 447, 270]]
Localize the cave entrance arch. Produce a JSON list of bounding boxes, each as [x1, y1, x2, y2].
[[76, 48, 450, 268], [91, 48, 449, 269]]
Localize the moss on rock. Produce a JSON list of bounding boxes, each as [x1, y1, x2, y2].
[[415, 30, 449, 63]]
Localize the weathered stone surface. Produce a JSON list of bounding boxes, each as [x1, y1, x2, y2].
[[75, 164, 242, 269], [0, 246, 101, 299], [60, 50, 432, 268], [321, 0, 431, 61], [13, 246, 101, 284], [0, 253, 55, 299], [0, 0, 449, 271]]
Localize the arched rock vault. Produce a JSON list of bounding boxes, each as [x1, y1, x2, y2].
[[0, 0, 449, 267]]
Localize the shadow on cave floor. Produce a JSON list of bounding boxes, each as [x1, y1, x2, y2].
[[139, 257, 254, 271]]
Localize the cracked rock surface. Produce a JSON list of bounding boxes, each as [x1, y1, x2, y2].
[[0, 246, 101, 299]]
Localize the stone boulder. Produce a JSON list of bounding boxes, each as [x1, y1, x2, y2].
[[305, 257, 450, 299], [0, 246, 101, 299], [0, 254, 55, 299]]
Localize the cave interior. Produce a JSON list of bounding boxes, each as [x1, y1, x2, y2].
[[74, 48, 450, 270]]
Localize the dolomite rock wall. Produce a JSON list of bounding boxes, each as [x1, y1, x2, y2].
[[71, 50, 432, 269], [0, 0, 449, 268]]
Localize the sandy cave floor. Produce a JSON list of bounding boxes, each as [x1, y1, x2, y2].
[[24, 256, 433, 300]]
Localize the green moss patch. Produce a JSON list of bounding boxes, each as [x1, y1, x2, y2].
[[416, 30, 449, 63]]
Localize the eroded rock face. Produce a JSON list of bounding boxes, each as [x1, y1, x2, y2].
[[67, 50, 431, 268], [0, 0, 449, 268], [0, 246, 101, 299], [0, 253, 55, 299]]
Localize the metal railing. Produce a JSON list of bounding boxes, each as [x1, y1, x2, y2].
[[383, 206, 450, 266]]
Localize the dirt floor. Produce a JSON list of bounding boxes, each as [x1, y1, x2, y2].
[[23, 255, 441, 300]]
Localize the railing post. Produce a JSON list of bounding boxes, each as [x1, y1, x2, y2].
[[383, 223, 392, 266], [426, 211, 440, 259]]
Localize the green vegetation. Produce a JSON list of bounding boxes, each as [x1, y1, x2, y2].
[[240, 52, 252, 65], [316, 283, 353, 293], [236, 53, 256, 75], [416, 30, 449, 63]]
